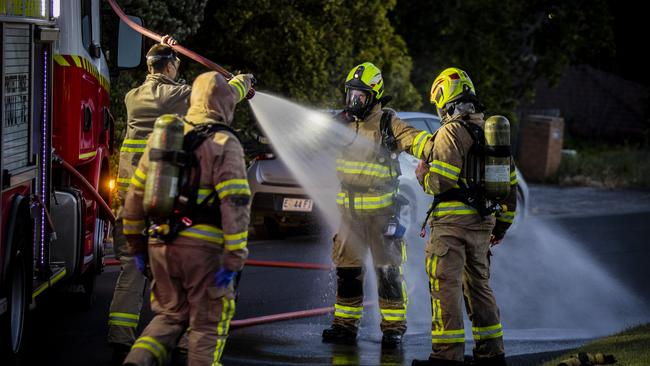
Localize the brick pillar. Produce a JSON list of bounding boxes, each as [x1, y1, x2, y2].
[[517, 115, 564, 182]]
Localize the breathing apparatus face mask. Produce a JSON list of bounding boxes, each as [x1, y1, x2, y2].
[[345, 88, 373, 119]]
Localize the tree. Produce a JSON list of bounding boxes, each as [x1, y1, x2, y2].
[[390, 0, 615, 122], [186, 0, 421, 119]]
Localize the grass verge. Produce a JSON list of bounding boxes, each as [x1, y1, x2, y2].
[[554, 146, 650, 188], [542, 323, 650, 366]]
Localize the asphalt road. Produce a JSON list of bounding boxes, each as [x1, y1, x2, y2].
[[13, 187, 650, 366]]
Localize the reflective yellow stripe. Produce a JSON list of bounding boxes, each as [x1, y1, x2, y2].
[[179, 224, 224, 244], [132, 336, 167, 366], [426, 255, 440, 292], [430, 160, 460, 181], [510, 170, 518, 185], [431, 329, 465, 343], [229, 79, 246, 101], [120, 139, 148, 153], [432, 201, 477, 216], [131, 168, 146, 188], [336, 192, 394, 210], [411, 131, 433, 159], [224, 231, 248, 251], [380, 308, 407, 321], [70, 55, 82, 68], [215, 179, 251, 199], [334, 304, 363, 319], [213, 297, 236, 365], [79, 151, 97, 160], [497, 211, 515, 224], [123, 219, 145, 235], [197, 188, 216, 204], [336, 159, 393, 178], [117, 177, 131, 191], [53, 54, 70, 66], [108, 310, 140, 327], [423, 172, 435, 194], [472, 323, 504, 340], [110, 312, 139, 320]]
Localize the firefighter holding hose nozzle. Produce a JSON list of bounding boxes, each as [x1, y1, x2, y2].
[[108, 35, 192, 363], [121, 71, 254, 366]]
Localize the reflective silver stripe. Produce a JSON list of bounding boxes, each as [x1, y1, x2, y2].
[[472, 323, 503, 340]]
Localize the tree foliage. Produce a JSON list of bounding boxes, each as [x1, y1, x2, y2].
[[187, 0, 421, 109], [390, 0, 615, 122]]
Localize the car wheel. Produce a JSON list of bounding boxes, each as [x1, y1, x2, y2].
[[1, 228, 31, 362]]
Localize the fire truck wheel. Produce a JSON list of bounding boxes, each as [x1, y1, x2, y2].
[[0, 224, 32, 361]]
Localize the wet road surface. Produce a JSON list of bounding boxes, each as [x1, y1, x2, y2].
[[15, 186, 650, 366]]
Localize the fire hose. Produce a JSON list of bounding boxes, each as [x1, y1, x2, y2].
[[107, 0, 254, 98], [53, 155, 115, 224]]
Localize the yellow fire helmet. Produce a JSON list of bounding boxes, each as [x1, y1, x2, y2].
[[344, 62, 385, 118], [430, 67, 476, 109], [345, 62, 385, 99]]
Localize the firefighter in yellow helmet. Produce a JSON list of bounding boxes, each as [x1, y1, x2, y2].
[[322, 62, 435, 348], [411, 68, 518, 366], [108, 36, 191, 363], [120, 71, 254, 366]]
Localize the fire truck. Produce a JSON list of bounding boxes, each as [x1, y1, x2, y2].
[[0, 0, 141, 358]]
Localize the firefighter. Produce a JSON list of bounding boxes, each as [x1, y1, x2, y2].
[[108, 36, 192, 362], [411, 68, 518, 366], [121, 71, 254, 366], [322, 62, 435, 348]]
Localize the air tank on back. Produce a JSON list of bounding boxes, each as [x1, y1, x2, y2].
[[483, 115, 511, 200], [143, 114, 185, 219]]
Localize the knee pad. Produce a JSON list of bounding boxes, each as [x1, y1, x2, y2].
[[376, 266, 403, 301], [336, 267, 364, 298]]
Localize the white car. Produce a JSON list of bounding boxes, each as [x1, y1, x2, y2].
[[247, 111, 528, 238]]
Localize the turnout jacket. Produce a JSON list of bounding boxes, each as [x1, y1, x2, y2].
[[117, 74, 191, 196], [336, 104, 435, 215], [419, 113, 518, 235], [122, 73, 254, 272]]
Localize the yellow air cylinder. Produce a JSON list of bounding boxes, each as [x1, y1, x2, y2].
[[484, 115, 511, 200], [143, 114, 185, 219]]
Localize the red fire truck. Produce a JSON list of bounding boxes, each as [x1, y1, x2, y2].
[[0, 0, 141, 358]]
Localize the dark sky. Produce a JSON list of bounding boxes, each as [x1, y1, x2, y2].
[[605, 0, 648, 86]]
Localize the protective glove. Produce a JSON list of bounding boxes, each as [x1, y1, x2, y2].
[[215, 268, 236, 288], [416, 160, 430, 186], [134, 253, 147, 274]]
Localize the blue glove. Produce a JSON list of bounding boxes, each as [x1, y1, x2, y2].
[[134, 253, 147, 274], [215, 268, 236, 288]]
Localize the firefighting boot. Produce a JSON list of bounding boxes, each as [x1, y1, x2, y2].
[[381, 329, 403, 349], [322, 324, 357, 345], [411, 357, 465, 366]]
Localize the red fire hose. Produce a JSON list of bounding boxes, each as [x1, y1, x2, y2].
[[231, 301, 377, 329], [245, 259, 331, 271], [54, 156, 115, 224], [231, 306, 334, 329], [107, 0, 234, 79]]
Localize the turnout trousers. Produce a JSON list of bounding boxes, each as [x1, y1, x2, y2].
[[426, 224, 505, 362], [107, 211, 148, 346], [331, 212, 408, 334], [123, 237, 236, 366]]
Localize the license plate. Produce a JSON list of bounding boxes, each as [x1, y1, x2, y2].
[[282, 198, 313, 212]]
